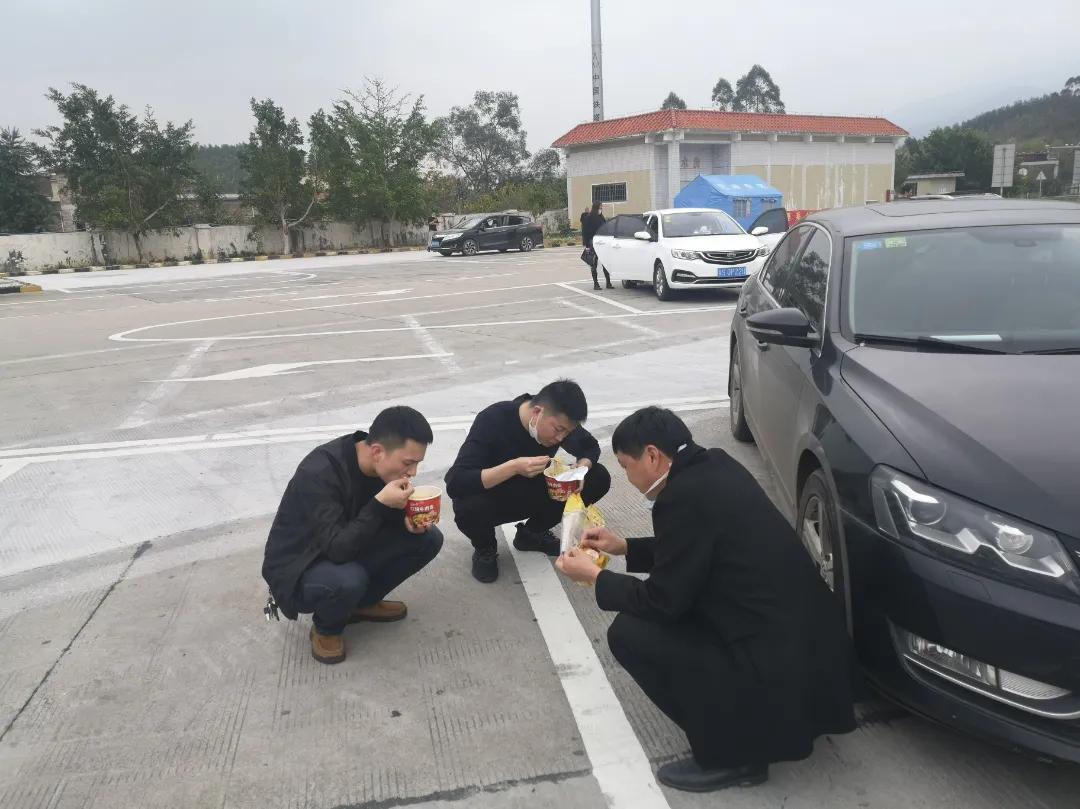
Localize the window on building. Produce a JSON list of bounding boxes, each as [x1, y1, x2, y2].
[[592, 183, 627, 204], [733, 198, 752, 219]]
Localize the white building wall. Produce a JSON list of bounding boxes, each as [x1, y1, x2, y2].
[[565, 141, 654, 175]]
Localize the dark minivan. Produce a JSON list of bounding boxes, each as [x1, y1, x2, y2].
[[729, 199, 1080, 763]]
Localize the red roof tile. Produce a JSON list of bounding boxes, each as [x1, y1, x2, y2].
[[552, 109, 908, 148]]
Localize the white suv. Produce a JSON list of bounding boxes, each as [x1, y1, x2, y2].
[[592, 207, 787, 301]]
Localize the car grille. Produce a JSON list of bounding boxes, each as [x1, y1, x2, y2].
[[700, 249, 757, 265]]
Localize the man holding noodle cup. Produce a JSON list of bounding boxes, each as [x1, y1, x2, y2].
[[262, 406, 443, 665]]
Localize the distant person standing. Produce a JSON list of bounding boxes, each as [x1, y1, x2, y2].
[[582, 202, 611, 290]]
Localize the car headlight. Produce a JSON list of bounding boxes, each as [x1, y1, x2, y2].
[[670, 249, 701, 261], [756, 245, 771, 258], [441, 234, 459, 241], [871, 466, 1080, 595]]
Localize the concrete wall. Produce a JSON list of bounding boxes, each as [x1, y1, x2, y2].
[[0, 220, 429, 274], [0, 231, 97, 274]]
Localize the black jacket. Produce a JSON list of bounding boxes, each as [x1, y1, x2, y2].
[[582, 212, 606, 248], [261, 432, 397, 619], [445, 394, 601, 500], [596, 444, 856, 765]]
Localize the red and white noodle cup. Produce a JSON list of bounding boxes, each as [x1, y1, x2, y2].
[[406, 485, 442, 531]]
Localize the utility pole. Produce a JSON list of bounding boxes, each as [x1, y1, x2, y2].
[[591, 0, 604, 121]]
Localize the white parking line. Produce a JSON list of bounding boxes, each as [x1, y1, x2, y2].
[[556, 282, 644, 314], [402, 316, 462, 375], [558, 299, 662, 338], [165, 352, 455, 382], [118, 341, 214, 429], [0, 397, 729, 462], [504, 526, 671, 809]]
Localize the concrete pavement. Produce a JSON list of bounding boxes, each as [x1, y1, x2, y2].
[[1, 248, 1077, 808]]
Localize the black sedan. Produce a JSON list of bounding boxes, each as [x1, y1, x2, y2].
[[729, 199, 1080, 763], [428, 212, 543, 256]]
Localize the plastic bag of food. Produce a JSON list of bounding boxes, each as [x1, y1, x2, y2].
[[560, 493, 610, 581]]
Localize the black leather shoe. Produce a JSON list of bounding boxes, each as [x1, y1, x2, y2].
[[656, 759, 768, 793], [512, 523, 560, 556], [471, 548, 499, 583]]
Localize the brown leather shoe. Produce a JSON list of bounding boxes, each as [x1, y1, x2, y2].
[[347, 600, 408, 623], [309, 627, 345, 664]]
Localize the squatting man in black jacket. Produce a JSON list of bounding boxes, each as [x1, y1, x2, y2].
[[557, 407, 856, 793], [262, 406, 443, 665], [445, 379, 612, 583]]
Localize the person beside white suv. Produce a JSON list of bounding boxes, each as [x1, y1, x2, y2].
[[591, 208, 787, 301]]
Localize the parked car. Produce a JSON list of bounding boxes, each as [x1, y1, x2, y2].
[[729, 199, 1080, 763], [591, 207, 788, 301], [428, 211, 543, 256]]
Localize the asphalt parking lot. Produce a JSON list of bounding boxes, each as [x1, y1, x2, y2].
[[1, 247, 1078, 808]]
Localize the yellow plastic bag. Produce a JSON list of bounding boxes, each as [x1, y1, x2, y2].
[[560, 494, 610, 581]]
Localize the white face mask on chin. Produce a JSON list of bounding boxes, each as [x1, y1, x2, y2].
[[642, 444, 688, 509], [528, 408, 542, 442]]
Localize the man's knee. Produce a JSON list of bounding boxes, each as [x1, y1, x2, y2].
[[607, 612, 638, 664], [451, 493, 492, 528], [421, 525, 445, 560], [584, 462, 612, 505]]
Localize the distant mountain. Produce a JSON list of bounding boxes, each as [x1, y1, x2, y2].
[[887, 84, 1047, 139], [961, 88, 1080, 150], [192, 144, 245, 194]]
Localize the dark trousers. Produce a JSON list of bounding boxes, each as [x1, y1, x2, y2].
[[452, 463, 611, 552], [295, 524, 443, 635]]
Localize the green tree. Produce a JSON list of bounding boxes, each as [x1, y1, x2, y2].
[[0, 128, 53, 233], [239, 98, 317, 254], [435, 90, 529, 195], [734, 65, 785, 114], [192, 144, 246, 194], [661, 92, 687, 110], [312, 80, 438, 245], [910, 126, 994, 191], [35, 84, 197, 260], [192, 170, 228, 224], [711, 79, 735, 111]]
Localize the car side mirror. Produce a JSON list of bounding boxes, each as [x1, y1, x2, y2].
[[747, 308, 818, 348], [634, 230, 652, 241], [751, 226, 769, 236]]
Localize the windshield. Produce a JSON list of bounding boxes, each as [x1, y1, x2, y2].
[[843, 225, 1080, 354], [453, 216, 485, 230], [662, 211, 744, 238]]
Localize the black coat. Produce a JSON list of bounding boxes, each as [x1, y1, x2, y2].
[[262, 432, 398, 619], [582, 212, 606, 248], [595, 444, 856, 765]]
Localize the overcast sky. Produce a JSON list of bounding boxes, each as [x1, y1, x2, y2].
[[4, 0, 1077, 151]]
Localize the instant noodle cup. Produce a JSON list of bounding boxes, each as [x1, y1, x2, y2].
[[545, 460, 588, 502], [406, 485, 442, 531]]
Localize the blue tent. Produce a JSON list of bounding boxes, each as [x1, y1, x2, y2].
[[673, 174, 784, 230]]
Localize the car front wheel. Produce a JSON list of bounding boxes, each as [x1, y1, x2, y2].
[[462, 239, 479, 256], [729, 343, 753, 442], [797, 471, 846, 603], [654, 263, 674, 301]]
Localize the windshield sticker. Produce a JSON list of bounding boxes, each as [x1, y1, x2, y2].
[[858, 239, 884, 251], [885, 237, 908, 249]]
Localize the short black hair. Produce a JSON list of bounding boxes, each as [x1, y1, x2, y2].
[[366, 406, 433, 450], [532, 379, 588, 423], [611, 407, 692, 459]]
